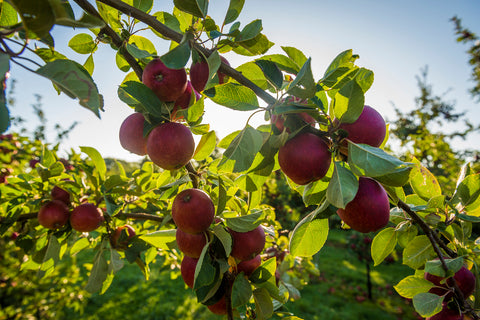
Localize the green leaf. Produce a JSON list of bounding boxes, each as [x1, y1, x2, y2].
[[212, 224, 232, 256], [235, 61, 269, 89], [403, 235, 436, 269], [333, 80, 364, 123], [255, 60, 283, 89], [0, 52, 10, 78], [115, 52, 130, 72], [68, 33, 96, 54], [355, 68, 374, 92], [70, 237, 91, 256], [173, 0, 208, 18], [233, 33, 274, 56], [302, 180, 329, 206], [187, 96, 204, 122], [38, 234, 60, 278], [193, 131, 216, 161], [424, 257, 464, 278], [9, 0, 55, 37], [258, 54, 299, 74], [83, 55, 94, 75], [236, 19, 262, 42], [225, 210, 265, 232], [85, 245, 109, 294], [35, 60, 103, 117], [96, 2, 122, 31], [152, 12, 181, 39], [139, 229, 176, 249], [80, 146, 106, 181], [371, 228, 397, 266], [452, 173, 480, 216], [409, 158, 442, 201], [324, 49, 358, 77], [348, 142, 410, 177], [220, 126, 264, 172], [412, 293, 443, 318], [133, 0, 153, 13], [281, 46, 307, 69], [253, 287, 274, 320], [118, 81, 166, 117], [457, 214, 480, 222], [204, 83, 259, 111], [125, 43, 154, 60], [0, 1, 18, 26], [34, 48, 67, 63], [326, 162, 358, 209], [205, 50, 222, 90], [224, 0, 244, 25], [289, 217, 328, 257], [394, 276, 434, 299], [232, 274, 253, 308], [129, 34, 157, 57], [160, 39, 191, 69], [287, 58, 316, 99], [0, 88, 9, 133], [375, 167, 412, 187], [56, 12, 105, 29]]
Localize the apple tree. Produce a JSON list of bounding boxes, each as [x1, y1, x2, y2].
[[0, 1, 479, 319]]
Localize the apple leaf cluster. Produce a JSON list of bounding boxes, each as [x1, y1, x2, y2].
[[0, 1, 479, 319]]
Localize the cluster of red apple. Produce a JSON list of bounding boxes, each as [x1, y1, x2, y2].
[[424, 265, 476, 320], [276, 103, 390, 234], [172, 188, 266, 315], [119, 56, 229, 171]]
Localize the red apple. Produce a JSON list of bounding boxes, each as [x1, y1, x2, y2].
[[190, 56, 230, 93], [425, 265, 476, 298], [119, 112, 148, 155], [70, 203, 104, 232], [336, 177, 390, 233], [230, 226, 265, 261], [207, 296, 227, 315], [146, 122, 195, 170], [338, 105, 386, 147], [180, 256, 198, 288], [142, 58, 187, 102], [237, 254, 262, 276], [29, 158, 40, 168], [38, 200, 70, 230], [51, 186, 70, 206], [426, 304, 463, 320], [171, 81, 201, 121], [176, 228, 208, 258], [111, 225, 136, 250], [278, 132, 332, 185], [172, 188, 215, 234]]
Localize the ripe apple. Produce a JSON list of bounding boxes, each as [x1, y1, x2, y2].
[[336, 177, 390, 233], [111, 225, 136, 250], [176, 228, 208, 258], [278, 132, 332, 185], [190, 56, 230, 92], [229, 226, 265, 261], [29, 158, 40, 168], [180, 255, 198, 288], [171, 81, 201, 121], [237, 254, 262, 276], [70, 203, 104, 232], [425, 265, 476, 298], [51, 185, 70, 205], [426, 303, 463, 320], [38, 200, 70, 230], [172, 188, 215, 234], [207, 296, 227, 315], [337, 105, 386, 147], [142, 58, 187, 102], [146, 122, 195, 170], [119, 112, 148, 155]]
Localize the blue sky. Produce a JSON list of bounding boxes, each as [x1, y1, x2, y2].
[[6, 0, 480, 161]]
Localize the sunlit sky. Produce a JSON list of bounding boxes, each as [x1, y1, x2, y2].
[[6, 0, 480, 162]]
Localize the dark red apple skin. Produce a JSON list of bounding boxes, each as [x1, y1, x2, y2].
[[336, 177, 390, 233], [70, 203, 104, 232], [338, 105, 386, 147], [230, 226, 266, 261], [172, 81, 201, 121], [142, 58, 187, 102], [190, 56, 230, 92], [278, 133, 332, 185], [181, 256, 198, 288], [176, 228, 208, 258], [426, 303, 463, 320], [172, 188, 215, 234], [111, 225, 136, 250], [146, 122, 195, 170], [425, 266, 476, 298], [207, 296, 227, 315], [51, 186, 70, 205], [38, 200, 70, 230], [119, 112, 148, 156], [237, 254, 262, 276]]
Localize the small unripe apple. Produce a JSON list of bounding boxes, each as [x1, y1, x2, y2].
[[190, 56, 230, 92], [338, 105, 386, 147], [172, 81, 201, 121], [180, 256, 198, 288], [142, 58, 187, 102], [70, 203, 104, 232], [426, 303, 463, 320], [230, 226, 265, 261], [38, 200, 70, 230], [207, 296, 227, 315], [237, 254, 262, 276], [119, 112, 148, 155], [336, 177, 390, 233], [172, 188, 215, 234], [176, 228, 208, 258], [146, 122, 195, 170], [51, 186, 70, 205], [278, 133, 332, 185], [111, 225, 136, 250]]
